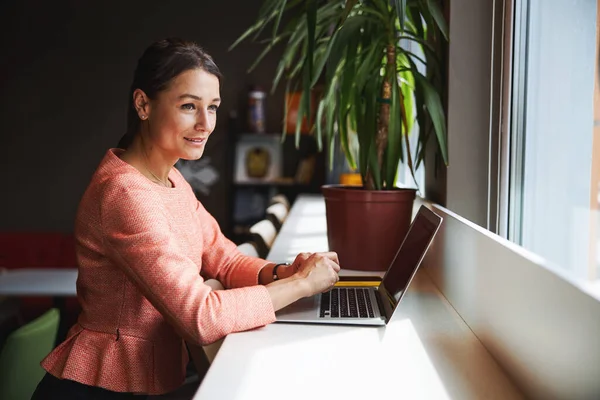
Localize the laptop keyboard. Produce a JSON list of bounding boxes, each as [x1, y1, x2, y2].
[[319, 288, 375, 318]]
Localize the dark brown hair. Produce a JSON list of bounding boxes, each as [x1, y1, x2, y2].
[[118, 38, 222, 149]]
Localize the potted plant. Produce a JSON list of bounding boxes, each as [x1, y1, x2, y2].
[[232, 0, 449, 271]]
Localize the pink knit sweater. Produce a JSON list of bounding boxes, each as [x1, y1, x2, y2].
[[41, 148, 276, 394]]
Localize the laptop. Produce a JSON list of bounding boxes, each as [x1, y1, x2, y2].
[[275, 205, 443, 326]]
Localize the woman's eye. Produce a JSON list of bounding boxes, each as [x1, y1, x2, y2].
[[181, 103, 196, 110], [209, 105, 219, 112]]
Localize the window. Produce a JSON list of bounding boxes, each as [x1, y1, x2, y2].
[[505, 0, 599, 280]]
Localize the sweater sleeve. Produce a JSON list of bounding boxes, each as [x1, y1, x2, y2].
[[194, 200, 272, 288], [100, 181, 275, 345]]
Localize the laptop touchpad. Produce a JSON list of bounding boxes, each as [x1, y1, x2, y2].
[[275, 294, 320, 321]]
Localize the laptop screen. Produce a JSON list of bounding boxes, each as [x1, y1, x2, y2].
[[380, 206, 442, 303]]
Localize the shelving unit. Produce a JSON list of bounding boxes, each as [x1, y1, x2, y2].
[[229, 133, 325, 244]]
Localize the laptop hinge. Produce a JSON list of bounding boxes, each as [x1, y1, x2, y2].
[[377, 285, 397, 321]]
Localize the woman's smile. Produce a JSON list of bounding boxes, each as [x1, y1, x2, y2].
[[183, 136, 208, 145]]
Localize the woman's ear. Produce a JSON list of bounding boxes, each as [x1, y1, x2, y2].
[[133, 89, 150, 120]]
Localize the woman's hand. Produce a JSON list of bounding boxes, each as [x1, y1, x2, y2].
[[291, 252, 341, 296], [276, 252, 340, 278], [264, 252, 340, 311]]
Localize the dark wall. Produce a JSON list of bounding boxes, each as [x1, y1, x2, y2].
[[0, 0, 286, 233]]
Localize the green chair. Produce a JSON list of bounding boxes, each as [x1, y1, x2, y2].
[[0, 308, 59, 400]]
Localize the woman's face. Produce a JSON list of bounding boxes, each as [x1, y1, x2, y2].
[[143, 68, 221, 162]]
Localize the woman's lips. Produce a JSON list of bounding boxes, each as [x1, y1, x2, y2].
[[184, 137, 207, 145]]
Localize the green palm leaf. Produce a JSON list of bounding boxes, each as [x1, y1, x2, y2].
[[415, 72, 448, 165], [393, 0, 407, 32], [426, 0, 449, 41], [272, 0, 288, 39]]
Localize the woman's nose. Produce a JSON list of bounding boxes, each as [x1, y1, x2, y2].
[[194, 110, 211, 132]]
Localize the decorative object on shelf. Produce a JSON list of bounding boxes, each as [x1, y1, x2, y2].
[[294, 155, 316, 184], [232, 0, 449, 271], [176, 157, 219, 196], [284, 91, 316, 135], [245, 146, 271, 178], [247, 86, 266, 133], [234, 134, 282, 183]]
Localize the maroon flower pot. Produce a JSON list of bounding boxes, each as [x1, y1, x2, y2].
[[322, 185, 416, 271]]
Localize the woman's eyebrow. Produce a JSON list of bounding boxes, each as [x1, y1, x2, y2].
[[178, 94, 221, 102], [178, 94, 201, 101]]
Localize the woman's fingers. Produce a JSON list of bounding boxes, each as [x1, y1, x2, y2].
[[317, 251, 340, 265], [294, 252, 312, 263], [314, 252, 341, 272]]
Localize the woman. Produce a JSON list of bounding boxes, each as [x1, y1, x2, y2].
[[32, 38, 340, 399]]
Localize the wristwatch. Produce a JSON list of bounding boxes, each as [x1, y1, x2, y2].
[[272, 263, 289, 281]]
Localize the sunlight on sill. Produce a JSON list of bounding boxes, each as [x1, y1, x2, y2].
[[295, 200, 326, 216], [282, 216, 326, 235], [232, 319, 450, 399], [581, 279, 600, 301]]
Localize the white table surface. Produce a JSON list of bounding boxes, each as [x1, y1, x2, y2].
[[0, 268, 78, 296], [194, 194, 524, 399]]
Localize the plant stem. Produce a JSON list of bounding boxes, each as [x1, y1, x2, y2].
[[365, 43, 395, 190]]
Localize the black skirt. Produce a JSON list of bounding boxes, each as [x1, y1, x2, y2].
[[31, 373, 148, 400]]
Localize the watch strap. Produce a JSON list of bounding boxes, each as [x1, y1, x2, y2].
[[272, 262, 289, 281]]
